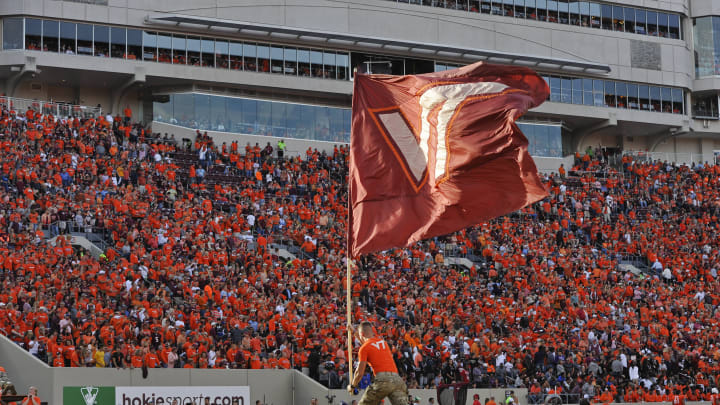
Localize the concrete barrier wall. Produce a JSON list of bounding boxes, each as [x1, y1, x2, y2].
[[1, 338, 711, 405]]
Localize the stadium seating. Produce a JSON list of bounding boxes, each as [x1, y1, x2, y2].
[[1, 102, 720, 404]]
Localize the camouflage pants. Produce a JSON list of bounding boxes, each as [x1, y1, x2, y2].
[[359, 372, 408, 405]]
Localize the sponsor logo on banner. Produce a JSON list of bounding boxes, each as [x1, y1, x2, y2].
[[117, 386, 249, 405], [63, 386, 115, 405]]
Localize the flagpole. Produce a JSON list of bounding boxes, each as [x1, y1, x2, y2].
[[346, 255, 353, 386]]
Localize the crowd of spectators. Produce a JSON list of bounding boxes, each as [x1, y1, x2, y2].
[[2, 101, 720, 404]]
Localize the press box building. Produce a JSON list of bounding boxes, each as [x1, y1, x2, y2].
[[1, 0, 720, 169]]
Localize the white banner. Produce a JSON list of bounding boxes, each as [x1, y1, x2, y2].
[[116, 386, 250, 405]]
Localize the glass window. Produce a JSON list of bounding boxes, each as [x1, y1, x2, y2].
[[271, 102, 286, 137], [525, 0, 536, 20], [243, 43, 257, 71], [194, 94, 210, 130], [589, 3, 600, 28], [77, 24, 93, 55], [604, 81, 616, 107], [110, 27, 125, 58], [601, 4, 612, 30], [216, 40, 229, 69], [173, 94, 194, 128], [692, 93, 717, 118], [241, 98, 258, 133], [43, 20, 60, 52], [668, 14, 680, 39], [172, 34, 186, 64], [491, 0, 503, 15], [298, 48, 311, 77], [536, 0, 547, 21], [270, 45, 284, 74], [627, 84, 638, 109], [284, 47, 297, 75], [569, 1, 580, 26], [297, 104, 315, 139], [324, 51, 337, 79], [623, 8, 635, 34], [257, 100, 271, 135], [337, 52, 349, 80], [310, 50, 323, 78], [186, 36, 201, 66], [534, 125, 549, 156], [25, 18, 41, 51], [481, 0, 491, 14], [285, 103, 300, 139], [647, 11, 658, 36], [579, 2, 589, 27], [635, 9, 646, 34], [502, 0, 514, 16], [612, 6, 623, 31], [560, 77, 572, 103], [572, 78, 583, 104], [661, 87, 672, 112], [549, 77, 561, 102], [257, 44, 270, 73], [638, 85, 649, 110], [201, 38, 214, 67], [593, 79, 604, 106], [316, 107, 331, 141], [547, 0, 558, 23], [210, 95, 227, 131], [558, 0, 569, 24], [615, 82, 627, 108], [94, 25, 109, 57], [2, 17, 22, 50], [142, 31, 156, 62], [230, 41, 244, 70], [672, 88, 683, 114], [657, 13, 669, 38], [225, 97, 241, 132], [60, 22, 76, 54], [582, 78, 593, 106], [127, 29, 141, 60], [514, 0, 526, 18], [650, 86, 661, 112], [157, 32, 171, 63]]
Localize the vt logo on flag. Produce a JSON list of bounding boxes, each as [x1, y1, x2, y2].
[[349, 62, 549, 256]]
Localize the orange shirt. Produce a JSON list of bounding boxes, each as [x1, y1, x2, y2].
[[358, 337, 398, 374]]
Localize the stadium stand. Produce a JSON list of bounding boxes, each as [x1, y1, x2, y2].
[[2, 100, 720, 405]]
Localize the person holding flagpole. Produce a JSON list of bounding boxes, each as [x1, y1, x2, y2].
[[347, 321, 408, 405]]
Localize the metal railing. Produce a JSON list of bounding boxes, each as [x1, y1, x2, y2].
[[0, 96, 103, 119], [623, 150, 718, 166]]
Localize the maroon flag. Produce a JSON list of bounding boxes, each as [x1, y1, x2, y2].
[[348, 62, 549, 256]]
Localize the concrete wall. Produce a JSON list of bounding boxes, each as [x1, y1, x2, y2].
[[1, 334, 527, 405]]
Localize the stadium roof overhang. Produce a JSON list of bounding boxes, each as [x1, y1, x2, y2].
[[145, 13, 611, 75]]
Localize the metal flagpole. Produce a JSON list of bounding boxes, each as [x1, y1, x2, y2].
[[346, 256, 353, 386]]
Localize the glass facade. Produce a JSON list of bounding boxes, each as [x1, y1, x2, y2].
[[541, 75, 685, 114], [7, 17, 350, 82], [517, 123, 564, 157], [154, 93, 352, 143], [387, 0, 681, 39], [2, 17, 23, 50], [155, 93, 566, 156], [692, 93, 719, 119], [694, 16, 720, 78]]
